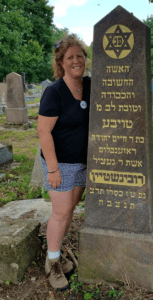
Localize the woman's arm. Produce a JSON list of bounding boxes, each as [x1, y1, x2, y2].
[[37, 115, 62, 188]]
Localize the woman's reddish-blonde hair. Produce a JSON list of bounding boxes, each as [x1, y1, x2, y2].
[[52, 34, 88, 79]]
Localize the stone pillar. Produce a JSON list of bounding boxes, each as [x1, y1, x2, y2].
[[78, 5, 153, 290], [6, 72, 28, 124]]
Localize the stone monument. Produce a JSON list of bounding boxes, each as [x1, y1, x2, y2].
[[30, 143, 45, 188], [41, 79, 52, 96], [0, 82, 7, 114], [6, 72, 28, 125], [78, 6, 153, 290]]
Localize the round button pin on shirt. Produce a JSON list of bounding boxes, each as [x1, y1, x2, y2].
[[80, 100, 87, 109]]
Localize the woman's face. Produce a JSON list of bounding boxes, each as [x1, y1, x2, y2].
[[61, 46, 86, 79]]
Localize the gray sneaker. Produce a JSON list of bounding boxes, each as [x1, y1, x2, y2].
[[45, 255, 69, 290]]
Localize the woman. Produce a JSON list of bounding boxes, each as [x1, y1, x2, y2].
[[37, 34, 91, 290]]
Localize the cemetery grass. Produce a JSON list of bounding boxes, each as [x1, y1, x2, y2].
[[0, 107, 49, 206]]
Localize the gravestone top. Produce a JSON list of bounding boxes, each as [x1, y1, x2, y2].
[[85, 5, 152, 234], [41, 79, 52, 90]]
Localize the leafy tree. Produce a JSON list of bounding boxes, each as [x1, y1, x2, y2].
[[22, 0, 54, 82], [0, 0, 55, 82], [0, 0, 44, 82], [143, 17, 153, 75]]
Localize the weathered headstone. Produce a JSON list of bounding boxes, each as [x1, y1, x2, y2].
[[30, 143, 45, 188], [0, 142, 13, 166], [41, 79, 52, 96], [0, 83, 7, 115], [6, 72, 28, 124], [27, 83, 37, 90], [0, 83, 6, 105], [0, 218, 41, 284], [78, 6, 153, 290]]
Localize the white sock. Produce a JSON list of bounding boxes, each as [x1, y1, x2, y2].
[[48, 250, 60, 259]]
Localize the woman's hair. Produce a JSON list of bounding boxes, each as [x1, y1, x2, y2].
[[52, 34, 88, 79]]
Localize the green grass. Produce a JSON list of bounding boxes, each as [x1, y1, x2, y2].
[[0, 107, 50, 206], [26, 97, 41, 105], [0, 153, 50, 207]]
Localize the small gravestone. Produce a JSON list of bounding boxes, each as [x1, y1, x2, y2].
[[27, 83, 37, 90], [41, 79, 52, 96], [0, 83, 7, 114], [30, 143, 45, 188], [0, 142, 13, 166], [0, 83, 6, 105], [0, 218, 41, 284], [6, 72, 28, 125], [78, 6, 153, 290]]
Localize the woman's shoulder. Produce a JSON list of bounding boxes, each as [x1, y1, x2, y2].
[[46, 78, 63, 92], [83, 76, 91, 85]]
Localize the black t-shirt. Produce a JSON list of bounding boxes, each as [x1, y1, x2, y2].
[[39, 76, 91, 164]]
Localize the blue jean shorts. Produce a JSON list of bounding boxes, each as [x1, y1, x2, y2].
[[41, 157, 87, 192]]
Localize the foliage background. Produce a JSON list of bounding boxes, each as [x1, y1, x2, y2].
[[0, 0, 152, 83], [0, 0, 93, 83]]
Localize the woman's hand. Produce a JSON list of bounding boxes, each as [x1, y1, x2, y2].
[[47, 169, 62, 189]]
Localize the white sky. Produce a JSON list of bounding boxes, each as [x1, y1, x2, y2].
[[48, 0, 152, 46]]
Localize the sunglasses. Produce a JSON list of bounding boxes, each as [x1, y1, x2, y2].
[[54, 34, 76, 50]]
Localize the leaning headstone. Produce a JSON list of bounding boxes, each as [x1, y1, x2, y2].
[[78, 6, 153, 290], [6, 72, 28, 125], [30, 143, 45, 188], [0, 142, 13, 166]]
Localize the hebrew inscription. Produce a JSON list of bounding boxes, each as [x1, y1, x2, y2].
[[84, 6, 152, 234]]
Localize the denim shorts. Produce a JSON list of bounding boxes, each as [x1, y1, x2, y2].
[[41, 157, 87, 192]]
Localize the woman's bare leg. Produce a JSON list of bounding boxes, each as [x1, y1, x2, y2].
[[63, 186, 85, 235], [47, 190, 73, 252]]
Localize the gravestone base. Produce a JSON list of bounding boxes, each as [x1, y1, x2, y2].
[[78, 226, 153, 291], [0, 218, 41, 284], [6, 108, 28, 124]]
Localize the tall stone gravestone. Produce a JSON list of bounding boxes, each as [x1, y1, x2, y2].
[[6, 72, 28, 124], [78, 6, 153, 290]]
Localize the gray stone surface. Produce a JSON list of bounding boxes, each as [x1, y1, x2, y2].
[[6, 72, 28, 124], [79, 5, 153, 290], [0, 83, 6, 105], [30, 143, 45, 188], [41, 79, 51, 90], [0, 198, 84, 224], [84, 6, 153, 234], [41, 79, 52, 96], [6, 107, 28, 124], [27, 84, 37, 90], [0, 218, 41, 284], [0, 142, 13, 166], [0, 198, 52, 224], [78, 227, 153, 290]]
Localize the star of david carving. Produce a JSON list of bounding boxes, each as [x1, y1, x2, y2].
[[105, 25, 132, 58]]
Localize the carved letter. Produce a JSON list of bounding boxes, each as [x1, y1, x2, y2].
[[101, 92, 106, 98], [99, 200, 103, 205], [102, 119, 110, 128]]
